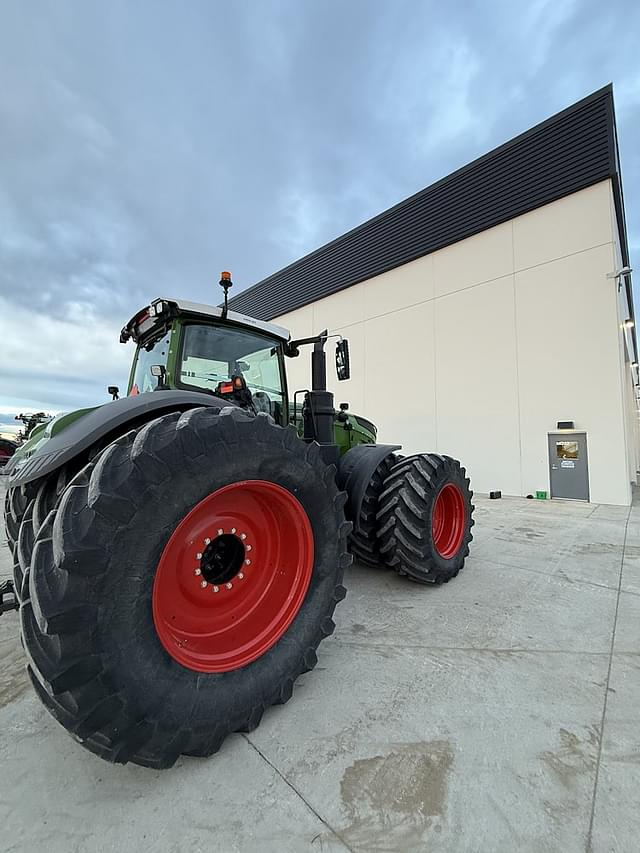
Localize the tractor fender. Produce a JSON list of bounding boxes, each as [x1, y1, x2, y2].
[[7, 390, 228, 489], [336, 443, 401, 533]]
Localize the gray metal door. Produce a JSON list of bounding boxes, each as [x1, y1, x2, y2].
[[548, 432, 589, 501]]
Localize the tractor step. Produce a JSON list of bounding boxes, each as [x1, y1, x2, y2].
[[0, 579, 18, 615]]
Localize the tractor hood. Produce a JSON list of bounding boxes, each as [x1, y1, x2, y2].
[[120, 297, 290, 346]]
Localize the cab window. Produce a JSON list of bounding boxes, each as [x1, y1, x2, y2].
[[130, 332, 170, 395], [179, 324, 285, 420]]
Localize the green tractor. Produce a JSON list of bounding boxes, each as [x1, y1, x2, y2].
[[1, 274, 474, 768]]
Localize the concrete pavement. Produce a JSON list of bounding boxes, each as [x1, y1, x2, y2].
[[0, 477, 638, 852]]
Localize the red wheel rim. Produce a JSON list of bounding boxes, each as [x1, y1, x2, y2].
[[152, 480, 314, 673], [432, 483, 466, 559]]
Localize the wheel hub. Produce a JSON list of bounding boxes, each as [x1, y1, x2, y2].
[[200, 533, 246, 586]]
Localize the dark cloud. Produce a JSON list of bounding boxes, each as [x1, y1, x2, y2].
[[1, 0, 638, 411]]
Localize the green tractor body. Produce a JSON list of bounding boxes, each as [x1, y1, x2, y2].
[[2, 283, 474, 768]]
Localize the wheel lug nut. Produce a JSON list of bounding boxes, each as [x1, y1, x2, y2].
[[195, 568, 202, 576], [231, 527, 237, 534], [240, 533, 247, 540], [217, 528, 223, 536], [246, 545, 252, 551], [213, 585, 219, 593], [226, 582, 233, 589], [196, 552, 203, 560], [245, 559, 251, 566], [238, 572, 244, 579], [200, 580, 207, 588], [204, 537, 211, 545]]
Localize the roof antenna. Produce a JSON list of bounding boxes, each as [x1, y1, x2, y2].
[[219, 271, 233, 318]]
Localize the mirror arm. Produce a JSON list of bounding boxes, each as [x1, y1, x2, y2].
[[289, 332, 342, 348], [287, 330, 328, 357]]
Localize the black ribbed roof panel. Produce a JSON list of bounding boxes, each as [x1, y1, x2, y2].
[[229, 86, 621, 321]]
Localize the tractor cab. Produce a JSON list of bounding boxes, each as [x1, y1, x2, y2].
[[120, 295, 292, 426], [119, 274, 355, 448]]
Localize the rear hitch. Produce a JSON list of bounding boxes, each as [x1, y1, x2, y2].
[[0, 579, 18, 615]]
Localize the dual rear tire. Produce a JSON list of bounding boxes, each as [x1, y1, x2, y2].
[[350, 452, 474, 583]]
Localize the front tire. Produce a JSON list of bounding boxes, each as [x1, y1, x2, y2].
[[22, 408, 351, 768]]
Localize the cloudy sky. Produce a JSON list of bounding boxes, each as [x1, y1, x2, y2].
[[0, 0, 638, 421]]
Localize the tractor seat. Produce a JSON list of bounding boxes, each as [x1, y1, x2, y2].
[[253, 392, 273, 416]]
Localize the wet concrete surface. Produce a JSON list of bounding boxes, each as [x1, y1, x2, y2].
[[0, 475, 638, 852]]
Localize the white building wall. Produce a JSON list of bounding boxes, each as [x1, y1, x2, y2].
[[276, 180, 636, 505]]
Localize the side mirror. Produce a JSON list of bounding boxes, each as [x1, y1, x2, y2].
[[150, 365, 167, 389], [336, 339, 350, 381], [108, 386, 120, 400]]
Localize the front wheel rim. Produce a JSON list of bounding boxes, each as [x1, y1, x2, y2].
[[432, 483, 466, 559], [152, 480, 314, 673]]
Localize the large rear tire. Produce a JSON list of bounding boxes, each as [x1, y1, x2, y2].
[[22, 408, 351, 768], [377, 453, 474, 583]]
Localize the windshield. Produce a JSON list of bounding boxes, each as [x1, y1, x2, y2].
[[130, 331, 170, 395], [180, 323, 285, 419]]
